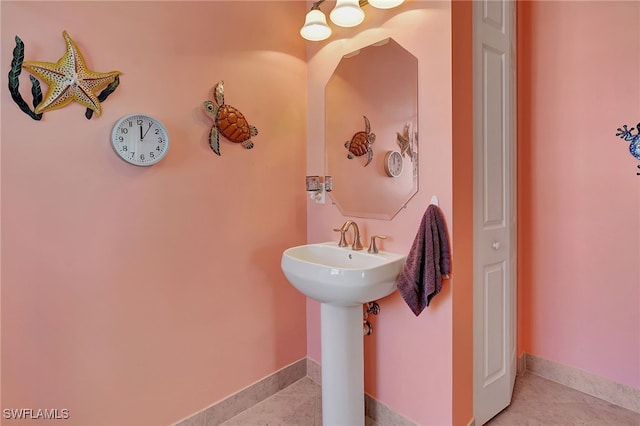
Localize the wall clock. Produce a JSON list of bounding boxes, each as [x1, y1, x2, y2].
[[111, 114, 170, 166], [384, 150, 403, 177]]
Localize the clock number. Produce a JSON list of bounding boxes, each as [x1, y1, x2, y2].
[[122, 145, 128, 152], [140, 153, 145, 161], [155, 146, 162, 152], [149, 152, 155, 159], [120, 128, 128, 134], [155, 129, 160, 135], [158, 137, 164, 143], [127, 121, 133, 127], [130, 152, 135, 158], [118, 136, 124, 142], [137, 119, 143, 125]]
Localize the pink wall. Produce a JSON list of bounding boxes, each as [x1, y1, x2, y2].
[[305, 2, 461, 425], [1, 2, 308, 425], [518, 1, 640, 389]]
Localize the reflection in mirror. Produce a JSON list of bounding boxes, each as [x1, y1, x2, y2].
[[325, 38, 418, 220]]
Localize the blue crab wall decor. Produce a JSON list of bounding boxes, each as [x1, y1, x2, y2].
[[615, 122, 640, 175]]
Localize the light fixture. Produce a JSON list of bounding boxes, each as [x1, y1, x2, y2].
[[300, 1, 332, 41], [330, 0, 365, 28], [367, 0, 405, 9], [300, 0, 405, 42]]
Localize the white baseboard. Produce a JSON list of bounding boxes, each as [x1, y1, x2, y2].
[[524, 353, 640, 414]]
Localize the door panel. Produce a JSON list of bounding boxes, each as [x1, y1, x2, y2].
[[483, 262, 506, 385], [482, 46, 506, 230], [473, 0, 516, 424]]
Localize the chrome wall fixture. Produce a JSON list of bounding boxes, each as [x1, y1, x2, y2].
[[300, 0, 405, 41], [306, 175, 333, 204]]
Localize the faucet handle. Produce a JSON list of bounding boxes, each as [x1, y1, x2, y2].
[[333, 228, 348, 247], [368, 235, 387, 254]]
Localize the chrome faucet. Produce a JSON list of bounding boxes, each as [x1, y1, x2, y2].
[[334, 220, 363, 250]]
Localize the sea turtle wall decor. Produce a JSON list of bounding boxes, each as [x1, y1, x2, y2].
[[203, 81, 258, 156], [345, 115, 376, 167], [9, 31, 121, 120], [615, 122, 640, 175]]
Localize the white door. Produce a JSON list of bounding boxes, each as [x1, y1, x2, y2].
[[472, 0, 517, 424]]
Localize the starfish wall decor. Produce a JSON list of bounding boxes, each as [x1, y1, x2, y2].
[[9, 31, 121, 120], [396, 122, 417, 161]]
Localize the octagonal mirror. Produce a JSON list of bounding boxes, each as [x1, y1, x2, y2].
[[325, 38, 418, 220]]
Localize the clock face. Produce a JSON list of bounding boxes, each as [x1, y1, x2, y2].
[[384, 150, 403, 177], [111, 114, 169, 166]]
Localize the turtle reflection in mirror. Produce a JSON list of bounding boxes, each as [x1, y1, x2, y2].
[[344, 115, 376, 167]]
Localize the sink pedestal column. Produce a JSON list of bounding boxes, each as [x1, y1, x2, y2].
[[320, 303, 364, 426]]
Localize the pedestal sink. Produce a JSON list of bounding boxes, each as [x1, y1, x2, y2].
[[281, 242, 406, 425]]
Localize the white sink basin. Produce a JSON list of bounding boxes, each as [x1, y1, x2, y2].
[[281, 241, 407, 424], [281, 242, 406, 306]]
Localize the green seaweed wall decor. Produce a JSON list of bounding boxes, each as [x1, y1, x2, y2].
[[8, 36, 43, 120], [85, 76, 120, 119]]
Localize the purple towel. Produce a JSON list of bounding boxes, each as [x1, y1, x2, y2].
[[396, 204, 451, 316]]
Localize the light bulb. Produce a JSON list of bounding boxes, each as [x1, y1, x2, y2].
[[330, 0, 365, 28], [300, 9, 332, 41], [367, 0, 404, 9]]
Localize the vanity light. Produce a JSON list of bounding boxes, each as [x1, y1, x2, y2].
[[300, 1, 332, 41], [330, 0, 365, 27], [367, 0, 405, 9], [300, 0, 405, 41]]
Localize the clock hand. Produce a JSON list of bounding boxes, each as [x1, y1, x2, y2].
[[140, 125, 144, 141], [142, 122, 153, 140]]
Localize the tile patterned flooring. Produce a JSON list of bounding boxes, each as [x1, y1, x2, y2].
[[219, 377, 323, 426], [220, 372, 640, 425], [486, 372, 639, 426]]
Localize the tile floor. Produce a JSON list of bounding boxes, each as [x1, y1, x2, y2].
[[219, 377, 323, 426], [220, 372, 640, 425], [486, 372, 639, 426]]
